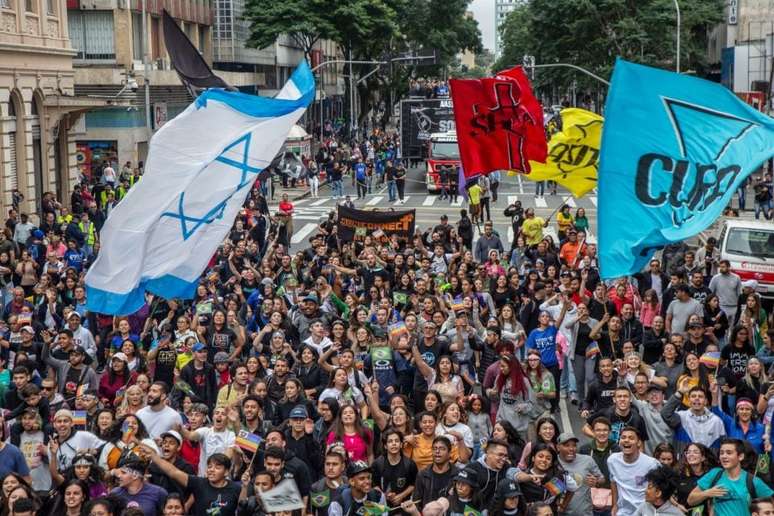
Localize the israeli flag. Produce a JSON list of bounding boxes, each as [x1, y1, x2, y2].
[[599, 59, 774, 278], [85, 62, 315, 315]]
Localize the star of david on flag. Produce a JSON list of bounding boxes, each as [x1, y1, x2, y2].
[[85, 62, 314, 315]]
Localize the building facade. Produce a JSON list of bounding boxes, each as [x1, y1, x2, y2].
[[0, 0, 94, 216], [67, 0, 257, 176], [708, 0, 774, 101]]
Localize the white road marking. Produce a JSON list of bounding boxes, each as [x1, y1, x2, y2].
[[291, 223, 317, 244], [366, 196, 384, 206], [422, 196, 437, 206], [535, 197, 548, 208]]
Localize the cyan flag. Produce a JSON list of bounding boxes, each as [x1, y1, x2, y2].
[[599, 59, 774, 278]]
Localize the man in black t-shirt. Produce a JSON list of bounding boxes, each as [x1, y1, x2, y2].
[[372, 429, 418, 509], [144, 449, 241, 516], [582, 387, 649, 445]]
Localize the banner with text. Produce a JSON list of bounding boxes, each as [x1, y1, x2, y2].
[[337, 206, 416, 242]]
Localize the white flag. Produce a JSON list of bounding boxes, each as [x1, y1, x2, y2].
[[85, 62, 314, 315], [258, 479, 304, 512]]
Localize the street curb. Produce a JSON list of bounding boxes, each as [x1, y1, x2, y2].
[[288, 180, 333, 202]]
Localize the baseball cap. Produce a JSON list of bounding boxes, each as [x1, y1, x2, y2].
[[557, 432, 579, 445], [742, 279, 759, 290], [192, 342, 206, 352], [160, 430, 183, 445], [454, 468, 477, 486], [111, 352, 128, 362], [20, 326, 34, 334], [372, 327, 388, 339], [688, 321, 704, 329], [54, 409, 73, 421], [32, 230, 44, 239], [214, 352, 229, 364], [69, 345, 87, 355], [68, 311, 82, 320], [304, 293, 320, 304], [347, 460, 371, 477], [289, 405, 308, 419], [647, 384, 665, 393], [496, 478, 522, 498]]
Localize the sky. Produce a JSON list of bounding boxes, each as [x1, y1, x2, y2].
[[470, 0, 496, 52]]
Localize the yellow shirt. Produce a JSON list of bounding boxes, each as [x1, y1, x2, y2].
[[468, 185, 482, 205], [557, 212, 574, 233], [522, 217, 546, 246], [409, 433, 459, 470]]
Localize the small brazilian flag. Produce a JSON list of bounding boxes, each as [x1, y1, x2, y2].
[[363, 500, 388, 515], [310, 490, 330, 508], [463, 506, 482, 516]]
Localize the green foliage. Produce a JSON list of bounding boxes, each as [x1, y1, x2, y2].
[[495, 0, 724, 89]]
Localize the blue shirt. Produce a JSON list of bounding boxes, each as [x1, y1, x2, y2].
[[526, 326, 559, 367], [64, 249, 85, 271], [711, 406, 765, 453], [355, 163, 367, 180], [111, 483, 168, 515], [696, 468, 773, 516], [0, 443, 30, 478]]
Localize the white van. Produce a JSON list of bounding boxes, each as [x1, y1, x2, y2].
[[718, 219, 774, 300]]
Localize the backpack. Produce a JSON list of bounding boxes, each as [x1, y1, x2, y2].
[[709, 468, 756, 502]]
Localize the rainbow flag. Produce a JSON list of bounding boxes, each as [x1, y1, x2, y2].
[[451, 296, 465, 312], [585, 341, 600, 359], [699, 351, 721, 369], [114, 386, 127, 403], [236, 430, 262, 453], [72, 410, 87, 427], [121, 420, 134, 441], [544, 477, 566, 496], [76, 384, 90, 397], [389, 321, 407, 338]]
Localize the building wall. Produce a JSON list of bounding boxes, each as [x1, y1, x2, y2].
[[708, 0, 774, 63], [0, 0, 80, 216]]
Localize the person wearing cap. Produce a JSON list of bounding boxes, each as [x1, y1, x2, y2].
[[328, 460, 387, 516], [289, 289, 332, 342], [284, 404, 322, 474], [629, 383, 673, 456], [13, 407, 50, 492], [179, 341, 219, 408], [62, 310, 97, 361], [97, 352, 136, 407], [556, 432, 603, 516], [437, 466, 486, 514], [111, 455, 168, 515], [148, 430, 194, 497], [48, 409, 105, 473], [684, 319, 712, 356], [488, 477, 524, 515], [41, 331, 99, 401]]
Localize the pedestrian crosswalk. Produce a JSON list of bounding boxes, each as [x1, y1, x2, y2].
[[268, 191, 599, 250]]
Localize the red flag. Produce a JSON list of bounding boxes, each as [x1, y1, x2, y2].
[[450, 67, 547, 177]]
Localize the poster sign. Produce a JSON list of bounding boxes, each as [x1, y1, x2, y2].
[[258, 479, 304, 512], [154, 102, 168, 129], [337, 206, 416, 242], [400, 98, 455, 157]]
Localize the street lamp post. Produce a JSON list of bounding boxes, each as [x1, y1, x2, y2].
[[674, 0, 681, 72]]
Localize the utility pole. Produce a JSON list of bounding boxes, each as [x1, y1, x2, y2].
[[142, 0, 151, 134], [674, 0, 681, 72]]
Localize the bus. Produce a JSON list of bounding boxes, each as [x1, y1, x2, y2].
[[425, 130, 461, 193]]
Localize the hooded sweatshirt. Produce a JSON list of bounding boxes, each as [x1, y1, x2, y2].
[[661, 393, 725, 455], [467, 455, 509, 502]]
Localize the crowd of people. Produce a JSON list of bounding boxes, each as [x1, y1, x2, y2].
[[0, 149, 772, 516]]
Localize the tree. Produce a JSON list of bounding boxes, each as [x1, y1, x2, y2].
[[242, 0, 339, 60], [495, 0, 723, 90]]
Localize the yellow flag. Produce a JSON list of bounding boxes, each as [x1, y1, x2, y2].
[[520, 108, 603, 197]]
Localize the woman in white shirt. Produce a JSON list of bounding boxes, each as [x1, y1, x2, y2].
[[436, 401, 473, 464]]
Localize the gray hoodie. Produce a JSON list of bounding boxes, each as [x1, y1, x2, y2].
[[633, 500, 685, 515]]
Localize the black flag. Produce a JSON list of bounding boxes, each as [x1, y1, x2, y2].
[[162, 9, 234, 94]]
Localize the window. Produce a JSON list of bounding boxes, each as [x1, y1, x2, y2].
[[46, 0, 54, 15], [132, 12, 142, 60], [1, 0, 11, 9], [69, 10, 115, 60], [25, 0, 35, 13]]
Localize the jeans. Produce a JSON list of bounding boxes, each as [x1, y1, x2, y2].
[[309, 176, 319, 197], [738, 185, 747, 210], [366, 175, 373, 193], [396, 180, 405, 201], [536, 181, 545, 196], [755, 199, 772, 219], [387, 180, 397, 201], [356, 180, 367, 199], [560, 354, 577, 395], [480, 197, 491, 221], [571, 354, 596, 402]]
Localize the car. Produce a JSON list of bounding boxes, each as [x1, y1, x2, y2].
[[718, 219, 774, 300]]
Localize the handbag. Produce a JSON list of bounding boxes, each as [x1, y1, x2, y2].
[[590, 487, 612, 510]]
